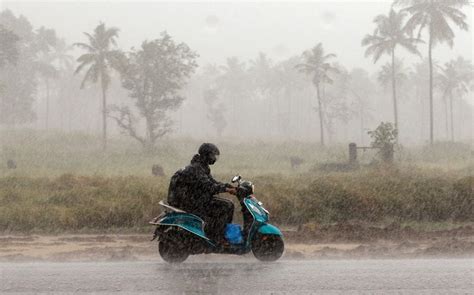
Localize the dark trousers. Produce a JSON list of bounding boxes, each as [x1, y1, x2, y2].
[[198, 197, 234, 241]]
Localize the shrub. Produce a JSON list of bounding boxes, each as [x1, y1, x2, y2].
[[0, 170, 471, 233]]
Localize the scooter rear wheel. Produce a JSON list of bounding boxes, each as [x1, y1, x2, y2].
[[159, 239, 189, 264], [252, 233, 284, 262]]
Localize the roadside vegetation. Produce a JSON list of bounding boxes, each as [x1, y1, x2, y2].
[[0, 132, 471, 234], [0, 169, 471, 233]]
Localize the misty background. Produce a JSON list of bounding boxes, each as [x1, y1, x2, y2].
[[0, 0, 472, 146]]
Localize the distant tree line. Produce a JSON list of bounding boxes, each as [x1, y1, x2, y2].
[[0, 0, 472, 151]]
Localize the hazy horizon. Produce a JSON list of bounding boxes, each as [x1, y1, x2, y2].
[[1, 1, 472, 75], [0, 1, 472, 144]]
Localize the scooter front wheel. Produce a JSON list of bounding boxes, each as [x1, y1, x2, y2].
[[159, 239, 189, 264], [252, 233, 284, 262]]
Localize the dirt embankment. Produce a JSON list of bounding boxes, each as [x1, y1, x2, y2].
[[286, 222, 474, 243], [283, 222, 474, 259], [1, 223, 472, 262]]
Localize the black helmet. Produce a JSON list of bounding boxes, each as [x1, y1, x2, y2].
[[198, 143, 220, 165]]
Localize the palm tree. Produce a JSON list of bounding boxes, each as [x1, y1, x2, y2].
[[362, 9, 421, 141], [394, 0, 470, 145], [348, 68, 375, 145], [322, 63, 351, 143], [249, 53, 277, 134], [35, 27, 58, 130], [36, 58, 57, 129], [0, 25, 19, 68], [408, 59, 437, 141], [273, 56, 308, 139], [39, 38, 74, 130], [51, 38, 74, 130], [436, 57, 473, 141], [216, 57, 248, 135], [296, 43, 338, 146], [272, 57, 302, 137], [377, 58, 408, 88], [74, 23, 122, 151], [52, 38, 74, 71], [249, 53, 274, 94]]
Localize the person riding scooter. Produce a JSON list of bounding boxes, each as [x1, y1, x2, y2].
[[167, 143, 237, 243], [152, 173, 284, 263]]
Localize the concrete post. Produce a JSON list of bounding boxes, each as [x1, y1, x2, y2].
[[349, 143, 357, 165]]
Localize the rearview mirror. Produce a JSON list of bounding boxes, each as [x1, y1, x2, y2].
[[231, 175, 241, 183]]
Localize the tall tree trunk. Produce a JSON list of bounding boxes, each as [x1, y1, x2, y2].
[[391, 48, 399, 143], [45, 78, 50, 130], [286, 87, 292, 139], [68, 94, 73, 132], [443, 93, 449, 139], [316, 84, 325, 146], [428, 26, 434, 145], [418, 86, 426, 144], [359, 103, 364, 145], [145, 114, 154, 153], [449, 93, 454, 142], [101, 79, 107, 151]]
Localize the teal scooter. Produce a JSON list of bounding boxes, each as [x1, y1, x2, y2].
[[150, 175, 284, 263]]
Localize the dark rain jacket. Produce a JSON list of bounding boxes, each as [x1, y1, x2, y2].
[[168, 154, 228, 214]]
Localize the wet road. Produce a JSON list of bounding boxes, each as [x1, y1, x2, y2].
[[1, 259, 472, 294]]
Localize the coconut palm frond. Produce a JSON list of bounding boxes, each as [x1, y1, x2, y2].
[[297, 43, 338, 86], [74, 23, 122, 89], [372, 45, 388, 64], [104, 27, 120, 47], [83, 32, 99, 50], [362, 9, 420, 64], [74, 60, 92, 75], [398, 38, 423, 57], [73, 42, 95, 52], [398, 0, 469, 46], [80, 62, 99, 89], [76, 53, 96, 64]]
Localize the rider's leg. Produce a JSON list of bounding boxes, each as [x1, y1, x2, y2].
[[216, 197, 234, 224], [208, 197, 235, 242]]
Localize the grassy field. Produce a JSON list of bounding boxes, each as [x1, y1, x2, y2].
[[0, 130, 472, 233], [0, 129, 471, 177], [0, 130, 341, 177]]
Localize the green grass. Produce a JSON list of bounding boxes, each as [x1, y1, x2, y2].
[[1, 129, 471, 178], [0, 129, 349, 177], [0, 171, 471, 233], [0, 130, 472, 233]]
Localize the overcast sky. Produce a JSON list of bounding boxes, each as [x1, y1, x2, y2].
[[1, 0, 472, 74]]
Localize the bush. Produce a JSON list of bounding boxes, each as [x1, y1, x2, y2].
[[450, 177, 473, 221], [257, 170, 473, 225], [0, 170, 472, 233], [0, 175, 167, 232]]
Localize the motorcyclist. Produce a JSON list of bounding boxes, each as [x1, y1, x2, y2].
[[168, 143, 236, 243]]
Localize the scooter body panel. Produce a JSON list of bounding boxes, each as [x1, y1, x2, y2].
[[243, 197, 268, 223], [155, 212, 211, 242]]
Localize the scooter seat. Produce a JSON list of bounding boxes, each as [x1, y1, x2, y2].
[[158, 200, 187, 213]]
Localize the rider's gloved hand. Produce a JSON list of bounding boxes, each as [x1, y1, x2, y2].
[[225, 187, 237, 195]]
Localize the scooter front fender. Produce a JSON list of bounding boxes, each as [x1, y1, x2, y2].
[[257, 223, 283, 236]]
